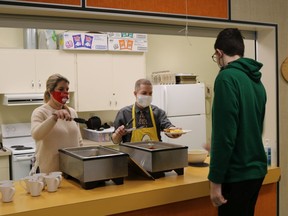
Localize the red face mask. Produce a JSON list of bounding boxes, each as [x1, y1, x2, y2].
[[51, 91, 69, 104]]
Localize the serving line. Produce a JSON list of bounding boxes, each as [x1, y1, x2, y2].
[[0, 158, 280, 216]]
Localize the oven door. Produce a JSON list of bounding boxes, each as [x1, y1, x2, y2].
[[10, 153, 34, 180]]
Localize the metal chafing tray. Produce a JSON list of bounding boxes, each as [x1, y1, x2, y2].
[[59, 146, 128, 189], [119, 141, 188, 178]]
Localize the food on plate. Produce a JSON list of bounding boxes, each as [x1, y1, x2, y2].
[[164, 128, 183, 134]]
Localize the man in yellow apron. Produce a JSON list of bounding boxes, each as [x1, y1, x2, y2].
[[112, 79, 181, 144]]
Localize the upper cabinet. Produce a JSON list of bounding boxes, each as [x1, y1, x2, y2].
[[35, 50, 76, 92], [0, 49, 36, 93], [76, 52, 146, 112], [76, 53, 113, 111], [0, 49, 145, 112], [111, 53, 146, 109], [0, 49, 75, 94]]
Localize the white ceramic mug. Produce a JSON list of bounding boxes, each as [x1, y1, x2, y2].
[[20, 176, 38, 193], [0, 184, 15, 203], [44, 176, 60, 192], [28, 180, 44, 197], [32, 173, 47, 189], [0, 180, 14, 186], [49, 171, 62, 187]]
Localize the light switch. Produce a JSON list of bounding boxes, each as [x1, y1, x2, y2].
[[205, 85, 212, 98]]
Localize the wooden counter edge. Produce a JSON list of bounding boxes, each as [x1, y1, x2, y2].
[[0, 149, 11, 156], [103, 167, 281, 215], [3, 167, 280, 216], [263, 166, 281, 184]]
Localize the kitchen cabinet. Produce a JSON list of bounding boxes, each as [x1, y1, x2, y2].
[[0, 49, 75, 93], [0, 152, 10, 180], [76, 52, 145, 111], [35, 50, 76, 92], [0, 49, 35, 93]]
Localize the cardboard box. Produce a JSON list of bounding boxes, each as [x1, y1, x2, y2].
[[108, 32, 148, 52], [59, 32, 108, 50], [83, 127, 114, 142]]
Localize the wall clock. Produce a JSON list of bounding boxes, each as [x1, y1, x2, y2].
[[281, 57, 288, 82]]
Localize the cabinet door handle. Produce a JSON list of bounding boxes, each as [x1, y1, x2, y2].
[[109, 101, 112, 106], [115, 101, 117, 106], [38, 80, 41, 88], [31, 80, 34, 88]]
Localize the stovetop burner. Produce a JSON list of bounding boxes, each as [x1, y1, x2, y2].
[[11, 145, 33, 150], [1, 123, 36, 155]]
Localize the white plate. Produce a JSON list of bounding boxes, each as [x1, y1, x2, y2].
[[164, 129, 192, 135]]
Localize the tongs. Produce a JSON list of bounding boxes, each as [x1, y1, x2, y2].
[[125, 118, 135, 132], [124, 118, 145, 132], [125, 118, 134, 129]]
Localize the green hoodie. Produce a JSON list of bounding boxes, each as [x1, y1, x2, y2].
[[208, 57, 267, 184]]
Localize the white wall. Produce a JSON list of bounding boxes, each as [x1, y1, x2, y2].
[[0, 28, 23, 48], [146, 34, 256, 145]]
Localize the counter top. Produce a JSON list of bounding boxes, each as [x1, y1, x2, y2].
[[0, 161, 280, 216], [0, 149, 11, 156]]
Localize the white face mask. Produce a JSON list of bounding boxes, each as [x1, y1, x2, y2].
[[137, 95, 152, 108]]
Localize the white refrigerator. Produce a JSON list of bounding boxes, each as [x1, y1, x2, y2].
[[152, 83, 206, 150]]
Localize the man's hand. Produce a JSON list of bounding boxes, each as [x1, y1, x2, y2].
[[210, 181, 227, 207], [164, 127, 182, 138], [111, 125, 127, 144]]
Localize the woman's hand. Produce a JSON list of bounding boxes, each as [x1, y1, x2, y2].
[[52, 109, 72, 121]]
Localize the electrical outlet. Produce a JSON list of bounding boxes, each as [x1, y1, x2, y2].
[[205, 85, 212, 98]]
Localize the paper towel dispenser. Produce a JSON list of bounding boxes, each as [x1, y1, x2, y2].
[[3, 93, 44, 106]]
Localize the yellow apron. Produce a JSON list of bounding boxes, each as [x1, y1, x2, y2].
[[131, 105, 159, 142]]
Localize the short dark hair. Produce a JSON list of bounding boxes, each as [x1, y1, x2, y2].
[[214, 28, 245, 57], [135, 79, 152, 91]]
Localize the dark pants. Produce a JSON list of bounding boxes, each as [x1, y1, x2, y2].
[[218, 178, 264, 216]]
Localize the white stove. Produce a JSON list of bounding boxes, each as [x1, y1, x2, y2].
[[2, 136, 35, 155], [1, 123, 36, 180]]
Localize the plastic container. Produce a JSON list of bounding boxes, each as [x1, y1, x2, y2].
[[23, 28, 38, 49], [83, 127, 114, 142], [264, 139, 271, 166]]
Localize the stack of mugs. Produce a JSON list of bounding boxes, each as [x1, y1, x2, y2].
[[20, 171, 62, 197]]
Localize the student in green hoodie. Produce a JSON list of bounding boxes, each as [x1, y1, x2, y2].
[[208, 28, 267, 216]]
